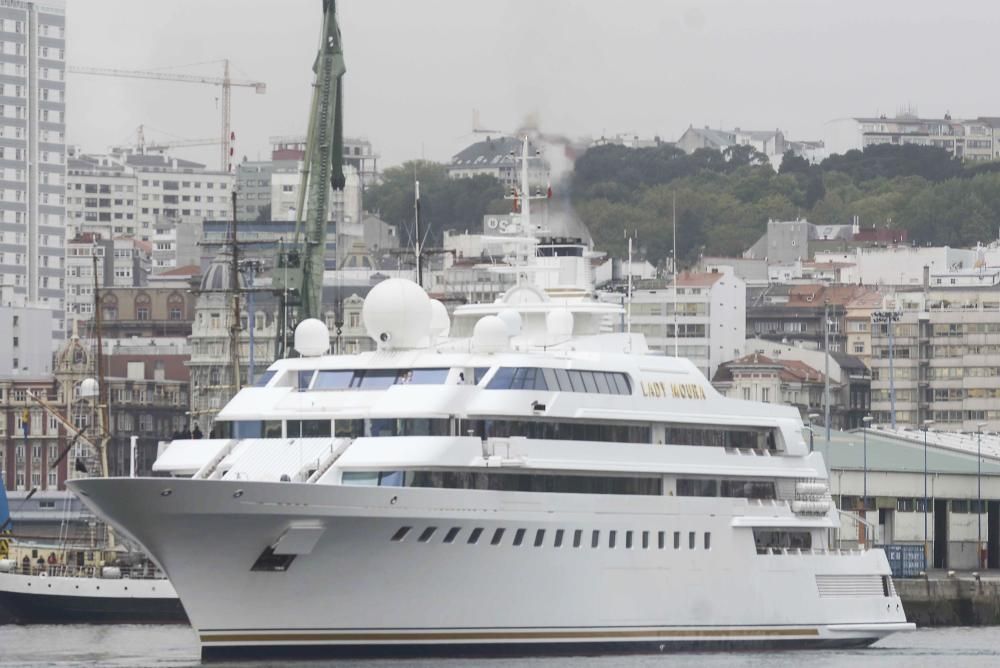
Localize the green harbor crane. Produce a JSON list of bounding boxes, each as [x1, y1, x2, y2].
[[274, 0, 346, 358]]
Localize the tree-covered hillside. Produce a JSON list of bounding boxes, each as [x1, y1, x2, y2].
[[572, 143, 1000, 267]]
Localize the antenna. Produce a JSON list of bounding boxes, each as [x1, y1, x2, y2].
[[626, 232, 633, 339], [673, 191, 679, 358], [414, 178, 422, 287]]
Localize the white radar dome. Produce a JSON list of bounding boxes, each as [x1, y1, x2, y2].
[[363, 278, 432, 349], [497, 309, 522, 337], [546, 309, 574, 339], [472, 315, 510, 353], [79, 377, 99, 399], [429, 299, 451, 338], [294, 318, 330, 357]]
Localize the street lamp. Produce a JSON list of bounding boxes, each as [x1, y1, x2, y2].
[[862, 415, 874, 518], [807, 412, 820, 453], [977, 422, 987, 568], [921, 419, 935, 568]]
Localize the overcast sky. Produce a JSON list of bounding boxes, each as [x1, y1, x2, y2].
[[67, 0, 1000, 170]]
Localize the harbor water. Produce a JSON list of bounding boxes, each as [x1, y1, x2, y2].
[[1, 625, 1000, 667]]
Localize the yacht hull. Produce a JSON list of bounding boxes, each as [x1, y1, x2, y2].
[[70, 477, 913, 659]]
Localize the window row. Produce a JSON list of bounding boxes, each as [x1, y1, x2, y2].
[[305, 367, 451, 390], [345, 470, 663, 496], [676, 478, 777, 500], [486, 367, 632, 395], [391, 525, 711, 551], [460, 418, 651, 446]]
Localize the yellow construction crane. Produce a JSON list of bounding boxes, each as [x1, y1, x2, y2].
[[109, 124, 220, 156], [68, 59, 266, 172]]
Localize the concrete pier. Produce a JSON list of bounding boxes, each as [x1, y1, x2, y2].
[[897, 573, 1000, 626]]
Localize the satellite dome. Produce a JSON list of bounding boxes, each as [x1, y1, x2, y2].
[[546, 309, 574, 339], [79, 377, 99, 399], [429, 299, 451, 338], [363, 278, 432, 349], [294, 318, 330, 357], [497, 309, 522, 337], [472, 315, 510, 353]]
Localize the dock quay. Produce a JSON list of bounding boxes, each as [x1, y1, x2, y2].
[[898, 572, 1000, 626]]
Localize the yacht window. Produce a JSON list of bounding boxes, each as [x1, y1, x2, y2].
[[399, 471, 662, 496], [554, 529, 564, 547], [390, 527, 411, 542], [591, 530, 600, 548], [463, 418, 651, 445], [720, 480, 776, 500], [443, 527, 461, 544], [297, 370, 314, 390], [254, 369, 277, 387], [286, 419, 331, 438], [663, 424, 779, 450], [334, 419, 365, 438], [658, 531, 665, 549], [226, 420, 282, 439], [485, 367, 632, 395], [513, 528, 526, 546], [357, 369, 397, 390], [467, 528, 483, 544], [625, 531, 633, 549], [689, 531, 696, 549], [754, 529, 812, 553], [673, 531, 681, 549], [407, 368, 450, 384], [368, 418, 450, 437], [341, 472, 380, 486], [608, 530, 617, 548], [473, 367, 491, 385], [490, 528, 505, 546], [417, 527, 437, 543], [704, 532, 711, 550], [642, 531, 650, 549], [573, 529, 582, 548], [534, 529, 546, 547], [677, 479, 718, 497], [313, 370, 353, 389]]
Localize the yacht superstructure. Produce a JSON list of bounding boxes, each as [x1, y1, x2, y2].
[[71, 278, 912, 658]]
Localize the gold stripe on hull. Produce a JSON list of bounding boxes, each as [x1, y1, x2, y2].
[[201, 627, 820, 644]]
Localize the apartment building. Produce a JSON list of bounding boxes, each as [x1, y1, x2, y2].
[[870, 271, 1000, 430], [0, 1, 67, 341], [625, 270, 745, 378], [825, 114, 1000, 161]]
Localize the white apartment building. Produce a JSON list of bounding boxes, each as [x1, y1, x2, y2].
[[67, 151, 233, 242], [0, 1, 67, 341], [270, 164, 361, 228], [815, 246, 979, 287], [0, 302, 52, 375], [824, 114, 999, 161], [621, 270, 746, 378]]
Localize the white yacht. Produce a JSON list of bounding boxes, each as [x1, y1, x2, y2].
[[71, 278, 913, 659]]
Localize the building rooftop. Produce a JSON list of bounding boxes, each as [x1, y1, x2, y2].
[[714, 353, 827, 384], [451, 136, 534, 168]]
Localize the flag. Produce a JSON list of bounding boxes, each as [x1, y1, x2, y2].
[[75, 458, 87, 474]]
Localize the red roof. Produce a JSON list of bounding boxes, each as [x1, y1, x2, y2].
[[675, 271, 725, 287], [722, 353, 827, 384]]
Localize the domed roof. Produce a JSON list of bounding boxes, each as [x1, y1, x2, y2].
[[200, 254, 247, 292]]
